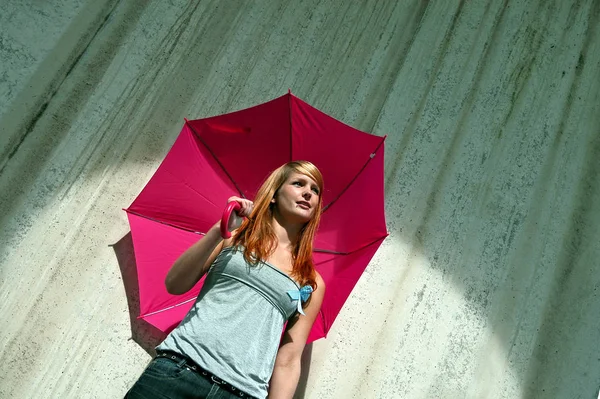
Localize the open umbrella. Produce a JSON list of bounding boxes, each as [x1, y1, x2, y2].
[[125, 91, 387, 343]]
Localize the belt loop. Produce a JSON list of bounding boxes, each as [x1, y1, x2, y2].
[[161, 351, 186, 368], [176, 356, 187, 368]]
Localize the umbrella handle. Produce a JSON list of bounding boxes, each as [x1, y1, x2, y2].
[[220, 201, 242, 239]]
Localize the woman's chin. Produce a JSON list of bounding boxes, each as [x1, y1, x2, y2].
[[285, 210, 312, 224], [275, 205, 313, 225], [296, 213, 313, 224]]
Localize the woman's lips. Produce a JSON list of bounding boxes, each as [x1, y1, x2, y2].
[[296, 201, 310, 209]]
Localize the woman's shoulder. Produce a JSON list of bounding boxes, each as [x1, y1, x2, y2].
[[221, 235, 235, 250], [220, 243, 244, 254], [314, 270, 325, 290]]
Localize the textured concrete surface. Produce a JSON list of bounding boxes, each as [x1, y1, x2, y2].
[[1, 1, 599, 398]]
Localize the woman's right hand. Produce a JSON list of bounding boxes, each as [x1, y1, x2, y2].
[[228, 196, 254, 217], [226, 196, 254, 231]]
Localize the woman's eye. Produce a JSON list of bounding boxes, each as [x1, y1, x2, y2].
[[312, 188, 320, 195], [293, 182, 301, 187]]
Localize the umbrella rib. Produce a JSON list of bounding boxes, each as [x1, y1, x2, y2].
[[313, 248, 347, 255], [140, 297, 197, 319], [185, 119, 247, 199], [322, 135, 387, 213], [288, 91, 293, 162], [163, 167, 220, 210], [313, 234, 388, 257], [125, 209, 206, 235]]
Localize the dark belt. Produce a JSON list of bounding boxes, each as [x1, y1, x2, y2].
[[156, 351, 255, 398]]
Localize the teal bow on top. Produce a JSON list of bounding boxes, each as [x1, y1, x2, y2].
[[287, 285, 313, 315]]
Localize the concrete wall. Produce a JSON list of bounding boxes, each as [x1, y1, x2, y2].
[[1, 1, 599, 398]]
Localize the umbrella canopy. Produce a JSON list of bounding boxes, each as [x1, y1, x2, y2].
[[125, 91, 387, 343]]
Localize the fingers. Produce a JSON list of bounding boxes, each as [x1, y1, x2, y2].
[[227, 196, 241, 204], [239, 199, 253, 217], [227, 196, 254, 217]]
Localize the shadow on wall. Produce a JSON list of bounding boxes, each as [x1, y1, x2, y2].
[[112, 232, 167, 356], [296, 343, 313, 398], [3, 0, 598, 396]]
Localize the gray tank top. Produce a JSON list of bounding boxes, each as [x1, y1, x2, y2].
[[156, 246, 301, 398]]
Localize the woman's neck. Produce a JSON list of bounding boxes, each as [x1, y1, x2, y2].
[[271, 212, 302, 249]]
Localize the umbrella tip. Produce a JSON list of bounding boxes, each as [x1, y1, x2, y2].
[[288, 88, 291, 94]]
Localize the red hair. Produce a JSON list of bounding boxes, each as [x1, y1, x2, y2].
[[232, 161, 324, 289]]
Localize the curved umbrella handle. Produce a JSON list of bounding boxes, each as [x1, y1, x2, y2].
[[220, 201, 242, 239]]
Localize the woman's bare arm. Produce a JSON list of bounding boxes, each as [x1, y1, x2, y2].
[[165, 196, 253, 295], [268, 273, 326, 398], [164, 222, 225, 295]]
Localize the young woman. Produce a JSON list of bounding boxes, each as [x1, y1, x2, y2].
[[126, 161, 326, 399]]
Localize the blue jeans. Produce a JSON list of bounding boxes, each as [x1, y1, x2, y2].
[[125, 356, 242, 399]]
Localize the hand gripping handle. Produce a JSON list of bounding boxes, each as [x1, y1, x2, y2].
[[220, 201, 241, 239]]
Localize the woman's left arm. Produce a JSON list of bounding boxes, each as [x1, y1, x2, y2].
[[268, 273, 326, 399]]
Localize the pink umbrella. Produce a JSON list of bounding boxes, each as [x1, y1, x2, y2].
[[125, 91, 387, 343]]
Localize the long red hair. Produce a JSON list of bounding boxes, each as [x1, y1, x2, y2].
[[231, 161, 324, 289]]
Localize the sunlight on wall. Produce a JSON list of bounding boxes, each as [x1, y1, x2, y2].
[[302, 238, 521, 398]]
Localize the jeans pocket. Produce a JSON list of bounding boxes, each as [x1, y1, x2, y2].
[[141, 357, 187, 381]]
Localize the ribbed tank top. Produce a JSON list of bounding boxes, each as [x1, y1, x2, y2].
[[156, 246, 301, 398]]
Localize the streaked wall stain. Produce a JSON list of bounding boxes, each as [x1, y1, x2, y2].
[[1, 1, 598, 397]]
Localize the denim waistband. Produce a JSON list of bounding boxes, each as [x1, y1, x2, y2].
[[155, 350, 255, 398]]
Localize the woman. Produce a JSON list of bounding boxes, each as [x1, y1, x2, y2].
[[126, 161, 326, 399]]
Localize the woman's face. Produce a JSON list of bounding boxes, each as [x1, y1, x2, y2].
[[272, 172, 320, 224]]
